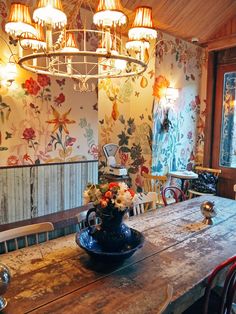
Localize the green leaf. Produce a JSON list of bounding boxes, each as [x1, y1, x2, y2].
[[118, 131, 129, 146], [119, 146, 131, 153]]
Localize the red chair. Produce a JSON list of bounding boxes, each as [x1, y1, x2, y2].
[[184, 256, 236, 314], [161, 186, 186, 206], [203, 256, 236, 314]]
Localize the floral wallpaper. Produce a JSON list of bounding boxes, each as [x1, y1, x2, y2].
[[98, 52, 155, 192], [0, 1, 98, 167], [152, 32, 207, 175], [98, 32, 207, 191]]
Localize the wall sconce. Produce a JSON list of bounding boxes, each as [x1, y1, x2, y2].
[[0, 61, 17, 87], [0, 36, 18, 87], [161, 87, 179, 132]]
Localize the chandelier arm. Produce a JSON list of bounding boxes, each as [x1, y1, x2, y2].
[[0, 35, 18, 64]]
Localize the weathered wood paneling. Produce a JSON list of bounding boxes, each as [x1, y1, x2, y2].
[[0, 161, 98, 224]]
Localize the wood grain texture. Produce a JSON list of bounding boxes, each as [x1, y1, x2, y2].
[[122, 0, 236, 44], [2, 196, 236, 314], [0, 161, 98, 225]]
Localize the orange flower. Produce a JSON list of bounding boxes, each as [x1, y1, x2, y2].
[[46, 106, 75, 134]]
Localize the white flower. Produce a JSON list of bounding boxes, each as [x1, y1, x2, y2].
[[118, 182, 128, 191]]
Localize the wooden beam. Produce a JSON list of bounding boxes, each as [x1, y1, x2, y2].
[[206, 34, 236, 51]]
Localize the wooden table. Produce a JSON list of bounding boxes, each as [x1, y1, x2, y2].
[[1, 196, 236, 314]]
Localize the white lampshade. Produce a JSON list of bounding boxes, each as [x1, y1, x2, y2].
[[61, 32, 79, 53], [33, 0, 67, 28], [126, 40, 150, 51], [128, 6, 157, 41], [21, 23, 46, 50], [5, 3, 36, 37], [93, 0, 127, 27]]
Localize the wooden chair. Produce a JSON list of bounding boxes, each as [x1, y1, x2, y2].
[[161, 186, 186, 206], [142, 173, 171, 206], [203, 256, 236, 314], [132, 192, 157, 216], [184, 256, 236, 314], [0, 222, 54, 253], [188, 166, 222, 199]]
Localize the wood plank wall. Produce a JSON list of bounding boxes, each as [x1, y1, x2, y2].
[[0, 161, 98, 224]]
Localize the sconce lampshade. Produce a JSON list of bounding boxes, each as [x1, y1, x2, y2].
[[21, 23, 46, 50], [5, 3, 37, 37], [33, 0, 67, 28], [93, 0, 127, 27], [128, 6, 157, 41], [61, 32, 79, 52], [165, 87, 179, 101]]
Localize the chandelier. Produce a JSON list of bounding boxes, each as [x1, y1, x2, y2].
[[4, 1, 157, 92]]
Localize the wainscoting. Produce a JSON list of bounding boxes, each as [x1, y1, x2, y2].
[[0, 161, 98, 224]]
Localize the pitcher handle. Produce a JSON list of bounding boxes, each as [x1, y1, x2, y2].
[[86, 207, 97, 231]]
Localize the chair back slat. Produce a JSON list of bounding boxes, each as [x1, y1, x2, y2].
[[142, 173, 167, 204], [132, 192, 157, 216], [0, 222, 54, 253]]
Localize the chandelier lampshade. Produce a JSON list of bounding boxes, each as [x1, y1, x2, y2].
[[61, 32, 79, 52], [126, 40, 150, 51], [33, 0, 67, 28], [20, 23, 46, 50], [5, 3, 37, 37], [128, 6, 157, 41], [5, 1, 150, 92], [93, 0, 127, 27]]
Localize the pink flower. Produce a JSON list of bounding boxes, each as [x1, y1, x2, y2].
[[22, 128, 36, 141], [7, 155, 19, 166], [24, 77, 40, 95], [89, 144, 99, 159], [65, 136, 76, 147], [37, 74, 51, 87]]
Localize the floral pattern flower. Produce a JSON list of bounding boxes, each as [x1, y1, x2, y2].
[[24, 77, 40, 95], [7, 155, 19, 166], [37, 74, 51, 87], [46, 106, 75, 134], [22, 128, 36, 141]]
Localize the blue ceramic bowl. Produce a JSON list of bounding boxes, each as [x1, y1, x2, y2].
[[76, 227, 144, 262]]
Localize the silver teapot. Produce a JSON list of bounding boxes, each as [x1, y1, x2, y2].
[[200, 201, 217, 225], [0, 264, 11, 311]]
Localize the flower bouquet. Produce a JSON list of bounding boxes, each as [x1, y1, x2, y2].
[[83, 182, 137, 251], [83, 181, 136, 215]]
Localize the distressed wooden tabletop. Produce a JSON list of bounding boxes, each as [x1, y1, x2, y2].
[[1, 195, 236, 314]]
